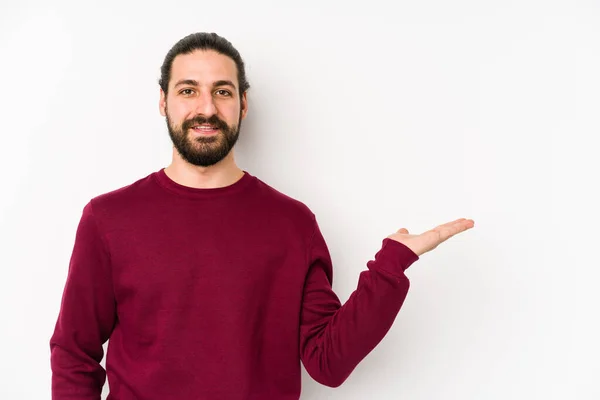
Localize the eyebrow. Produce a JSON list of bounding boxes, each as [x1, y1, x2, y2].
[[173, 79, 237, 90]]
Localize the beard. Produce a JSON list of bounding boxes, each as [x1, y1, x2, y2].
[[165, 106, 242, 167]]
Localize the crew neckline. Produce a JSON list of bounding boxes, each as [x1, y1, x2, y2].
[[153, 168, 254, 199]]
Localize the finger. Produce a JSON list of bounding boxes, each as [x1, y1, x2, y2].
[[437, 218, 468, 229], [437, 218, 474, 233], [417, 219, 473, 251], [397, 228, 409, 234], [433, 219, 473, 241]]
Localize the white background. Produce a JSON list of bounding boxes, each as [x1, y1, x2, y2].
[[1, 0, 599, 399]]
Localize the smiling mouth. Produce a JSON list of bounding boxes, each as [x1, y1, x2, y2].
[[190, 125, 220, 135]]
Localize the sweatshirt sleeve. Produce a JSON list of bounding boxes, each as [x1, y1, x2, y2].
[[50, 201, 117, 399], [299, 216, 419, 387]]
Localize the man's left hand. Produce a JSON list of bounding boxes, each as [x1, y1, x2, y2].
[[387, 218, 475, 257]]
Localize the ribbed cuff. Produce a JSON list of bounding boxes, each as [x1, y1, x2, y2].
[[368, 238, 420, 277]]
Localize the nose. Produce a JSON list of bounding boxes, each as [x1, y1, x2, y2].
[[193, 91, 218, 116]]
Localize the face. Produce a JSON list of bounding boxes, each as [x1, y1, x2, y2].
[[159, 50, 248, 167]]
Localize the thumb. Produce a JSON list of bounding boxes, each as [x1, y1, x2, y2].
[[397, 228, 409, 234]]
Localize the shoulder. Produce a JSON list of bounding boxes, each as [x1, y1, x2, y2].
[[254, 175, 315, 214], [250, 174, 318, 232], [85, 170, 158, 220]]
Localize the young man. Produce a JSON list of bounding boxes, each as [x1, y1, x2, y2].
[[50, 32, 474, 399]]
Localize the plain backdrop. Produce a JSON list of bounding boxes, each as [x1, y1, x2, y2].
[[1, 0, 599, 399]]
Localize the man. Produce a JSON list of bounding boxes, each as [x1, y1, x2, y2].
[[50, 32, 474, 399]]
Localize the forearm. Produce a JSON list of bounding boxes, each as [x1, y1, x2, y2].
[[50, 342, 106, 399], [50, 201, 116, 398], [300, 235, 418, 387]]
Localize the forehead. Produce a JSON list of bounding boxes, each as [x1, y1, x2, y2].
[[170, 50, 238, 88]]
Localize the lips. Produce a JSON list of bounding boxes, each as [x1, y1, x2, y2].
[[191, 124, 219, 134], [189, 124, 220, 136], [192, 124, 218, 130]]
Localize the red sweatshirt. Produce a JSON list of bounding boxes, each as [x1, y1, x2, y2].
[[50, 168, 419, 399]]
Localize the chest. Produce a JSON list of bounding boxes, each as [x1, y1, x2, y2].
[[104, 209, 306, 317]]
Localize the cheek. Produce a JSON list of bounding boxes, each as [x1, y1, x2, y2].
[[222, 105, 241, 122], [167, 104, 191, 124]]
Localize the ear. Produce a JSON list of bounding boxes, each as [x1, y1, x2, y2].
[[240, 91, 248, 120], [159, 89, 167, 117]]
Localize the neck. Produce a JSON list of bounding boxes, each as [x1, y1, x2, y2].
[[164, 150, 244, 189]]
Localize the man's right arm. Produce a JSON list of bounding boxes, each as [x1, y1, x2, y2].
[[50, 201, 116, 399]]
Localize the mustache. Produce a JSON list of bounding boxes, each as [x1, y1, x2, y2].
[[182, 115, 228, 131]]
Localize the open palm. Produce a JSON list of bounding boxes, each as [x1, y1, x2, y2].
[[387, 218, 475, 257]]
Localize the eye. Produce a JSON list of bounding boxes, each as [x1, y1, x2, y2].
[[179, 88, 195, 96], [215, 89, 232, 97]]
